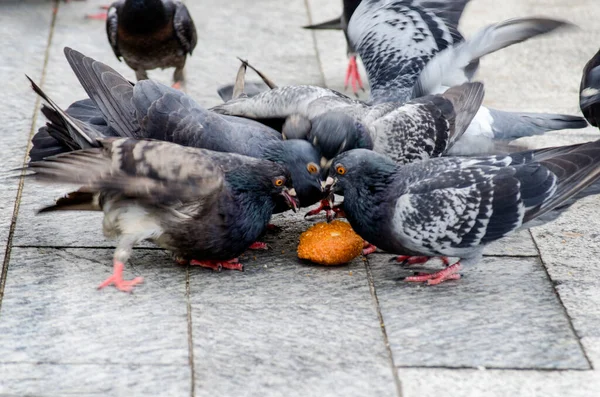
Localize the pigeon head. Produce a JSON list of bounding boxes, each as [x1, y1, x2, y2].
[[230, 160, 298, 212], [273, 140, 324, 207], [308, 112, 369, 169], [282, 114, 312, 140], [326, 149, 397, 196]]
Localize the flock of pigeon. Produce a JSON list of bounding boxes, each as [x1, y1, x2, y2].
[[26, 0, 600, 291]]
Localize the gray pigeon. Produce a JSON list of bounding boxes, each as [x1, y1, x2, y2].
[[326, 141, 600, 285], [581, 47, 600, 128], [28, 138, 298, 292], [212, 82, 485, 166], [29, 48, 324, 212], [347, 1, 586, 153], [303, 0, 472, 96], [106, 0, 197, 88]]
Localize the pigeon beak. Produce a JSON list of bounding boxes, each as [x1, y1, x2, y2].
[[324, 176, 336, 192], [281, 187, 299, 212]]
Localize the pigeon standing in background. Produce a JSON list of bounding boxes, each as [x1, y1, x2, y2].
[[105, 0, 197, 89], [27, 138, 298, 292], [28, 48, 325, 212], [326, 140, 600, 285], [347, 1, 586, 154], [303, 0, 364, 95], [580, 48, 600, 128]]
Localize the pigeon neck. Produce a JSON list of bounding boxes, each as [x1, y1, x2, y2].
[[121, 0, 169, 33], [260, 141, 286, 163]]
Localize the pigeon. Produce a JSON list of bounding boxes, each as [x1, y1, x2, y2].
[[214, 81, 484, 217], [27, 137, 298, 292], [303, 0, 364, 95], [212, 81, 484, 166], [304, 0, 472, 96], [347, 1, 586, 153], [580, 48, 600, 128], [104, 0, 197, 89], [28, 48, 324, 212], [325, 140, 600, 285]]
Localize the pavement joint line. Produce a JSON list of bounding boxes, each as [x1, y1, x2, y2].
[[186, 267, 196, 397], [395, 364, 594, 372], [0, 0, 59, 316], [0, 361, 190, 367], [528, 229, 594, 370], [364, 256, 404, 397], [302, 0, 327, 87]]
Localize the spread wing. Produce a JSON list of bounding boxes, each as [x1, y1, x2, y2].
[[29, 138, 225, 214]]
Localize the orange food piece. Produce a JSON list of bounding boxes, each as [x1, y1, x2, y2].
[[297, 221, 363, 265]]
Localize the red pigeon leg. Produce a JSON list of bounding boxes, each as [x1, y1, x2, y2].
[[362, 242, 377, 255], [405, 262, 462, 285], [305, 199, 333, 219], [97, 260, 144, 293], [344, 55, 365, 96], [190, 258, 244, 272], [248, 242, 269, 250]]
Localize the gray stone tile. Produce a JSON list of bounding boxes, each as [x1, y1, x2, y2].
[[0, 362, 190, 397], [0, 1, 53, 251], [483, 229, 538, 256], [531, 195, 600, 340], [306, 0, 370, 99], [0, 248, 189, 365], [184, 0, 323, 106], [368, 254, 589, 369], [192, 302, 397, 397], [397, 368, 600, 397]]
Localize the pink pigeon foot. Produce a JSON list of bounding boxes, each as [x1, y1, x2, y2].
[[97, 260, 144, 293]]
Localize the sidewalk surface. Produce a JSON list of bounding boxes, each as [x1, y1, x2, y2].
[[1, 0, 599, 396]]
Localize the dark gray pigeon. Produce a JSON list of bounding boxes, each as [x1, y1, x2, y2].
[[346, 1, 586, 153], [580, 47, 600, 128], [212, 82, 485, 166], [29, 48, 324, 212], [27, 138, 298, 292], [106, 0, 197, 88], [326, 141, 600, 285]]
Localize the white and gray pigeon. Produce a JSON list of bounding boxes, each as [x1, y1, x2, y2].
[[27, 138, 298, 292], [326, 140, 600, 285], [29, 48, 324, 213], [212, 82, 485, 166], [347, 0, 587, 154]]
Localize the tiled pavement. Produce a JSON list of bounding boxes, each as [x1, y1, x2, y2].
[[0, 0, 600, 396]]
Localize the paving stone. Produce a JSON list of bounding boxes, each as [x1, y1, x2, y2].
[[482, 229, 538, 256], [368, 254, 589, 369], [192, 302, 397, 397], [190, 214, 397, 397], [184, 0, 324, 105], [397, 368, 600, 397], [0, 363, 190, 397], [0, 1, 53, 252], [530, 195, 600, 339], [0, 248, 189, 365], [305, 0, 370, 99]]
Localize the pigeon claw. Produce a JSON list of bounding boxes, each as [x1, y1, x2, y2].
[[190, 258, 244, 272], [362, 242, 377, 255], [84, 12, 108, 20], [305, 199, 333, 220], [404, 262, 462, 285], [97, 260, 144, 293], [172, 81, 183, 90], [344, 55, 365, 97], [248, 241, 269, 250]]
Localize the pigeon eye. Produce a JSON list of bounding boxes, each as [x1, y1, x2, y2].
[[336, 165, 346, 175], [274, 178, 285, 187], [307, 163, 319, 174]]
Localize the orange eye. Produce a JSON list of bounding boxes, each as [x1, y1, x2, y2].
[[274, 178, 285, 187], [336, 165, 346, 175], [307, 163, 319, 174]]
